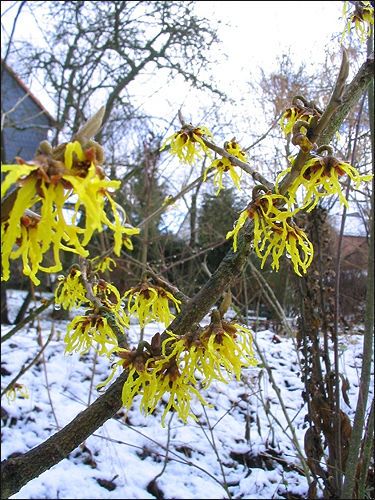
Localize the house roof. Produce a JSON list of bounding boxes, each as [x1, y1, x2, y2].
[[1, 59, 56, 125]]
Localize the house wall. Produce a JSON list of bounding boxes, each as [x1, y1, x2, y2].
[[1, 68, 52, 162], [341, 234, 368, 270]]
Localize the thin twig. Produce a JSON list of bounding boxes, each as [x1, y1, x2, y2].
[[149, 413, 174, 484], [138, 171, 214, 229], [357, 399, 374, 499], [244, 114, 282, 152], [37, 318, 60, 430], [1, 1, 27, 68], [87, 425, 230, 492], [145, 267, 190, 304], [114, 417, 229, 490], [87, 348, 99, 407], [198, 406, 232, 499], [1, 297, 54, 344]]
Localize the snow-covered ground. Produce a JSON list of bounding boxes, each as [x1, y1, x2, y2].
[[1, 289, 372, 499]]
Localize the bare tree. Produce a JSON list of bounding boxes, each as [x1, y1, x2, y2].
[[10, 1, 223, 149]]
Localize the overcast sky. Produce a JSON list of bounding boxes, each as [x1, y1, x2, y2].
[[197, 1, 343, 83]]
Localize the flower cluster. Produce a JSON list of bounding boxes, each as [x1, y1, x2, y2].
[[1, 141, 139, 285], [177, 314, 257, 387], [342, 0, 374, 43], [55, 257, 121, 311], [60, 259, 130, 356], [97, 332, 206, 424], [123, 281, 181, 327], [278, 154, 373, 211], [160, 126, 213, 164], [161, 117, 371, 279], [279, 97, 321, 137], [255, 219, 314, 276], [101, 314, 257, 425], [203, 140, 246, 195], [65, 311, 125, 357], [227, 193, 313, 276], [54, 267, 89, 310]]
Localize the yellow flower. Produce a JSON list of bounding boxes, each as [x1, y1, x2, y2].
[[1, 207, 86, 286], [123, 282, 181, 327], [203, 156, 242, 195], [1, 141, 139, 284], [203, 140, 246, 194], [179, 318, 257, 387], [63, 157, 139, 255], [1, 172, 42, 284], [250, 194, 313, 275], [123, 234, 135, 251], [280, 102, 321, 137], [65, 311, 124, 357], [225, 209, 249, 252], [227, 193, 314, 275], [160, 126, 213, 164], [1, 164, 38, 198], [342, 1, 374, 43], [93, 279, 125, 314], [110, 336, 207, 425], [1, 212, 38, 286], [121, 362, 206, 426], [142, 357, 207, 425], [255, 219, 314, 276], [54, 268, 89, 310], [226, 193, 293, 252], [225, 140, 247, 162], [282, 155, 373, 211], [5, 383, 29, 404], [91, 256, 117, 273]]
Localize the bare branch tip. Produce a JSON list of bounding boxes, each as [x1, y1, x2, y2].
[[178, 109, 185, 126], [339, 47, 350, 84], [73, 105, 107, 144]]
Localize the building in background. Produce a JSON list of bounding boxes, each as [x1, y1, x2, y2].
[[1, 59, 55, 163], [330, 211, 370, 321]]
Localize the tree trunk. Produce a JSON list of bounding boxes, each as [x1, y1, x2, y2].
[[1, 283, 10, 325]]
